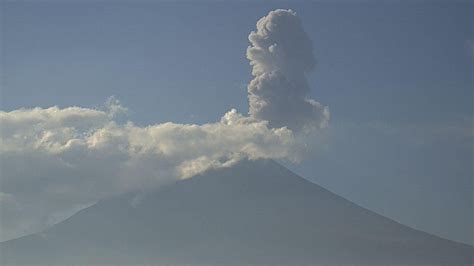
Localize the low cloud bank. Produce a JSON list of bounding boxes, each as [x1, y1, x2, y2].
[[0, 9, 328, 241], [0, 101, 301, 240]]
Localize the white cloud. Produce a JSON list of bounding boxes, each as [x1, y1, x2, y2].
[[0, 102, 306, 241]]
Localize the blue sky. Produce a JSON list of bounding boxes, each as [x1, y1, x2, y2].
[[2, 1, 472, 244]]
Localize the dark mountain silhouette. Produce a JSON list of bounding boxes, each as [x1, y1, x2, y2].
[[1, 160, 472, 265]]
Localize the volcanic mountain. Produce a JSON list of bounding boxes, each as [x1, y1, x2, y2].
[[1, 160, 472, 265]]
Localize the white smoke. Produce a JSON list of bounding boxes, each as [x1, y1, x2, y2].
[[0, 9, 328, 241], [247, 9, 329, 131]]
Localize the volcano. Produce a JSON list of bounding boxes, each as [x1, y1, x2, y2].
[[1, 160, 472, 265]]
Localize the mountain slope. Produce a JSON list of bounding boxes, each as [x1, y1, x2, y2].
[[1, 160, 472, 265]]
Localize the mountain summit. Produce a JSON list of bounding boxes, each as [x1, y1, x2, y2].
[[1, 160, 472, 265]]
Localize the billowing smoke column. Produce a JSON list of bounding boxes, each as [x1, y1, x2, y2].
[[247, 9, 329, 131]]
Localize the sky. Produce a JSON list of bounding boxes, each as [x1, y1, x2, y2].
[[1, 1, 473, 245]]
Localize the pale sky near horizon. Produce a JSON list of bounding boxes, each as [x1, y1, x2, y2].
[[1, 1, 473, 244]]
